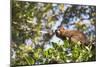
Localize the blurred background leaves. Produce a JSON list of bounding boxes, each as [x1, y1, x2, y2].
[[11, 0, 96, 66]]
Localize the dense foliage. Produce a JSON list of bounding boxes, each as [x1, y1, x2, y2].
[[11, 0, 96, 66]]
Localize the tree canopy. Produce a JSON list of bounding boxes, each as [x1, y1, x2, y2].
[[11, 0, 96, 66]]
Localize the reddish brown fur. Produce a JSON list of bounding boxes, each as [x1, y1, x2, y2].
[[55, 26, 88, 45]]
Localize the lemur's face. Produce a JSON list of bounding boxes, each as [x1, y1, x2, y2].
[[55, 26, 65, 37]]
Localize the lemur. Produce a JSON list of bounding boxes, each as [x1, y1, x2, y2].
[[55, 26, 88, 45]]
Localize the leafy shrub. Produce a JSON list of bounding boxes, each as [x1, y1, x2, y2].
[[11, 0, 96, 66]]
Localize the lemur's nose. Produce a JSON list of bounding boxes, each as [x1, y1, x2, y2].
[[55, 29, 60, 34], [55, 30, 57, 32]]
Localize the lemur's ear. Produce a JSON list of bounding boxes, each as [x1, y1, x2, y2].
[[60, 26, 65, 30]]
